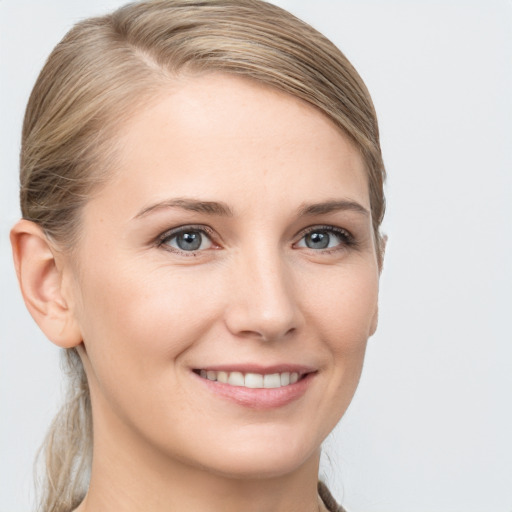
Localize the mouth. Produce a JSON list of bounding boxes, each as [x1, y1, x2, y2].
[[193, 369, 308, 389], [191, 365, 317, 408]]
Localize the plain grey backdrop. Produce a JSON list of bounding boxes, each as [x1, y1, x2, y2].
[[1, 1, 511, 511]]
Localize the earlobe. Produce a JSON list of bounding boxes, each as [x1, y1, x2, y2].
[[10, 219, 82, 348]]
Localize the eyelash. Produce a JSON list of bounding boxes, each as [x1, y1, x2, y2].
[[155, 224, 356, 255], [295, 225, 357, 253]]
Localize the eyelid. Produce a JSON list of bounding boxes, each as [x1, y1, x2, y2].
[[293, 224, 357, 250], [295, 224, 353, 239]]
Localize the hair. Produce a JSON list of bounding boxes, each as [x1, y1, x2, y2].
[[20, 1, 386, 510]]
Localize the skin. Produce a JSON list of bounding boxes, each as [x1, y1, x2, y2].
[[12, 73, 380, 512]]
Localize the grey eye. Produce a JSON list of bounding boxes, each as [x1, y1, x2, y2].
[[304, 231, 330, 249], [166, 230, 213, 252], [296, 228, 348, 250]]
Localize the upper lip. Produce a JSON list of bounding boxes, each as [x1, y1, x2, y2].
[[193, 364, 317, 375]]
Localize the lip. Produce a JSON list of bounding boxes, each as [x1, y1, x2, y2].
[[195, 363, 316, 375], [191, 364, 317, 409]]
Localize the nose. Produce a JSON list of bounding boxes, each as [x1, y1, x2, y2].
[[224, 248, 302, 342]]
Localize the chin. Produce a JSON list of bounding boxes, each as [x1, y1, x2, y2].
[[191, 431, 321, 480]]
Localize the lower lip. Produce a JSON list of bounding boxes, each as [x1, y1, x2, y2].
[[193, 372, 315, 409]]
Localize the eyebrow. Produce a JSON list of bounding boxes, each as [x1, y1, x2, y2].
[[297, 199, 370, 217], [134, 198, 234, 219], [134, 197, 368, 220]]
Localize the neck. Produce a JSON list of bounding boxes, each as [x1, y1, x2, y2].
[[80, 452, 322, 512]]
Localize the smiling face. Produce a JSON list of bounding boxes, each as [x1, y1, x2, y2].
[[65, 73, 380, 480]]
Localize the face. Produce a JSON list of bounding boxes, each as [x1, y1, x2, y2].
[[65, 73, 380, 479]]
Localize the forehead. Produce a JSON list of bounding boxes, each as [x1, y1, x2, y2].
[[93, 73, 369, 215]]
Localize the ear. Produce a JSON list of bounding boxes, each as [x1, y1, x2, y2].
[[10, 219, 82, 348]]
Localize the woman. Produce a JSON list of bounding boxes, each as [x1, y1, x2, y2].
[[10, 1, 385, 511]]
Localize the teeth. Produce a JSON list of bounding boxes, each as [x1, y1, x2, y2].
[[217, 371, 228, 383], [245, 373, 263, 388], [198, 370, 302, 388], [228, 371, 244, 386], [263, 373, 281, 388]]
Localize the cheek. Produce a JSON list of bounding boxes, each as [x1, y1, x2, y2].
[[294, 263, 378, 438], [73, 260, 222, 385], [302, 262, 379, 350], [302, 261, 377, 420], [71, 262, 226, 441]]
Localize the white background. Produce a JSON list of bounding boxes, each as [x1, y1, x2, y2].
[[1, 1, 511, 511]]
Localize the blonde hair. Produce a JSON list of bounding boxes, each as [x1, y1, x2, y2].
[[20, 1, 385, 510]]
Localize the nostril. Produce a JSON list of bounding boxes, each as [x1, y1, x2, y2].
[[237, 325, 296, 342]]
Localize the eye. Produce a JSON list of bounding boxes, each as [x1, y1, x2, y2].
[[159, 227, 214, 253], [295, 226, 353, 251]]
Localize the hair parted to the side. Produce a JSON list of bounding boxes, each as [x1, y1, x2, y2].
[[21, 1, 386, 510]]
